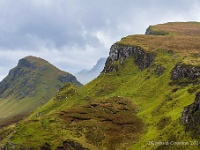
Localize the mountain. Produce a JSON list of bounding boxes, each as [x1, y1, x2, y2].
[[2, 22, 200, 149], [0, 56, 82, 127], [75, 58, 106, 84]]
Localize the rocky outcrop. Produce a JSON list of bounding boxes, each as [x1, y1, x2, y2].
[[181, 92, 200, 136], [7, 57, 46, 78], [58, 75, 76, 83], [152, 65, 166, 77], [181, 92, 200, 124], [171, 63, 200, 85], [58, 75, 82, 87], [18, 58, 46, 70], [177, 64, 200, 133], [103, 44, 155, 73], [18, 58, 36, 69]]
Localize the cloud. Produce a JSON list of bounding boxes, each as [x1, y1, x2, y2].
[[0, 0, 200, 81]]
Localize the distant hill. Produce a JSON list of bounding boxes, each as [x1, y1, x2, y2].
[[75, 58, 106, 84], [0, 56, 82, 127]]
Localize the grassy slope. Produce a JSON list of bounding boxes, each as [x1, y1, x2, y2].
[[1, 22, 200, 149]]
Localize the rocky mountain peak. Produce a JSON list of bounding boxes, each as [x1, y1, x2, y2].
[[17, 56, 49, 70], [8, 56, 49, 77], [18, 58, 36, 68]]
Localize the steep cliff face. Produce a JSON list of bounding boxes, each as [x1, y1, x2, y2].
[[182, 92, 200, 123], [170, 63, 200, 85], [181, 92, 200, 136], [171, 64, 200, 138], [171, 63, 200, 80], [103, 44, 155, 73], [171, 64, 200, 135]]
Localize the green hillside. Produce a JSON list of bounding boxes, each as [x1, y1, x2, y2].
[[0, 56, 82, 127], [1, 22, 200, 150]]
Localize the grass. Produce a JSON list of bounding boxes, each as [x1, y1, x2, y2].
[[1, 22, 200, 149], [148, 22, 200, 37], [3, 50, 195, 149]]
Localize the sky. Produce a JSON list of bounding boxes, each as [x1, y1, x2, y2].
[[0, 0, 200, 81]]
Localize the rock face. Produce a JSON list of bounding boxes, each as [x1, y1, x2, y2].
[[58, 74, 80, 85], [174, 63, 200, 134], [181, 92, 200, 136], [171, 63, 200, 85], [103, 44, 155, 73], [18, 58, 46, 70]]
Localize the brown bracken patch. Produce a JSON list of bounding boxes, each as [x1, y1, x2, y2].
[[58, 96, 144, 150]]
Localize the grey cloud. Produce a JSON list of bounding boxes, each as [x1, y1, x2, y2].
[[0, 0, 196, 50], [0, 0, 200, 81]]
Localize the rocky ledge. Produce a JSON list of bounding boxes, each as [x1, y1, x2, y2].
[[181, 92, 200, 124], [171, 63, 200, 85], [181, 92, 200, 136], [103, 44, 155, 73]]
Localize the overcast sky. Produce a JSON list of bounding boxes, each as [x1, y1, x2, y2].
[[0, 0, 200, 81]]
